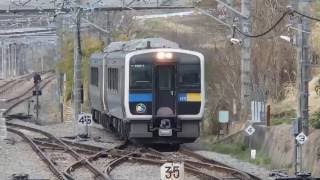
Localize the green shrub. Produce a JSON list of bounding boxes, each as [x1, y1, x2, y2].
[[210, 143, 271, 167], [310, 110, 320, 129]]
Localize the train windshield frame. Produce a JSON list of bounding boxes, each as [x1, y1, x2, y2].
[[178, 63, 200, 89], [129, 64, 153, 89]]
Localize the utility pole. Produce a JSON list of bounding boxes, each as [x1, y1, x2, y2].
[[299, 0, 310, 137], [73, 7, 85, 136], [240, 0, 252, 118], [291, 0, 311, 175], [106, 11, 111, 45]]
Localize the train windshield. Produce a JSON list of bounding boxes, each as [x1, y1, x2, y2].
[[179, 64, 200, 88], [130, 64, 152, 89]]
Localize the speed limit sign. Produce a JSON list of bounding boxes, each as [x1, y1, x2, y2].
[[160, 162, 184, 180], [78, 112, 93, 126]]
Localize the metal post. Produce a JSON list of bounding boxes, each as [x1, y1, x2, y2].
[[13, 44, 16, 77], [293, 0, 311, 174], [41, 55, 44, 72], [8, 44, 11, 78], [35, 82, 40, 124], [73, 7, 85, 136], [106, 11, 111, 45], [59, 74, 64, 123], [1, 44, 4, 79], [240, 0, 252, 118], [4, 43, 7, 79], [300, 1, 310, 137]]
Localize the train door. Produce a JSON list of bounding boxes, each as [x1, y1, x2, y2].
[[155, 65, 176, 116]]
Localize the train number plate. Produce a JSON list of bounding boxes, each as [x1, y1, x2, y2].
[[159, 129, 172, 136], [160, 162, 184, 180]]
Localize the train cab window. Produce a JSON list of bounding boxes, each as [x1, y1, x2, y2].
[[158, 68, 171, 90], [108, 68, 119, 93], [130, 64, 152, 89], [91, 67, 98, 87], [179, 64, 200, 88]]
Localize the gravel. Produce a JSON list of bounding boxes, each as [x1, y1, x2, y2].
[[183, 142, 273, 180], [110, 162, 199, 180], [0, 133, 56, 180]]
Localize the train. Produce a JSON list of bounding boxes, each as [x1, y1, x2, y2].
[[89, 38, 205, 145]]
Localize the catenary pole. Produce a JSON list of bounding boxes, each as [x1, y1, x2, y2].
[[73, 6, 84, 136], [292, 0, 311, 174], [240, 0, 252, 117]]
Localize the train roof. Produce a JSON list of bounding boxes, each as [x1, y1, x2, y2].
[[103, 38, 179, 53]]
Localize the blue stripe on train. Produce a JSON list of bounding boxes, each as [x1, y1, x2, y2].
[[129, 93, 152, 102], [178, 93, 187, 102], [129, 93, 201, 102]]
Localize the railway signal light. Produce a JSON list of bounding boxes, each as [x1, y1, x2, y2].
[[33, 73, 41, 84]]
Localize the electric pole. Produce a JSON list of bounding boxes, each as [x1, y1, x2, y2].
[[73, 7, 85, 136], [299, 0, 311, 137], [106, 11, 111, 45], [240, 0, 252, 118], [291, 0, 311, 175]]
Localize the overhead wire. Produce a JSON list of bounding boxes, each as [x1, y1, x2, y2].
[[293, 10, 320, 22], [235, 10, 289, 38], [234, 9, 320, 39]]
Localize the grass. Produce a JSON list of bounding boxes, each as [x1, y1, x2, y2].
[[209, 143, 272, 168], [270, 109, 296, 126], [271, 118, 295, 126]]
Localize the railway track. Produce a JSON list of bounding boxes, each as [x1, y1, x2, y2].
[[6, 122, 108, 180], [1, 71, 55, 115], [2, 71, 263, 180]]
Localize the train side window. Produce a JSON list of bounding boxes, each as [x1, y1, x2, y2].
[[107, 68, 119, 93], [91, 67, 98, 87]]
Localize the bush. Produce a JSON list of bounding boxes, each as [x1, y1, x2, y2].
[[310, 110, 320, 129]]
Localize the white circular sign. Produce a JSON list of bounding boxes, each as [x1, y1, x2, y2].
[[245, 125, 255, 136], [296, 132, 308, 145]]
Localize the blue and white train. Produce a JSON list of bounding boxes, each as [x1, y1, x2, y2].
[[89, 38, 205, 145]]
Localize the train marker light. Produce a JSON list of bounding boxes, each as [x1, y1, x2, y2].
[[156, 52, 173, 60], [165, 52, 173, 59], [156, 52, 165, 59]]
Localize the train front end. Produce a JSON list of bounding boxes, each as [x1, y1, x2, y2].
[[124, 49, 205, 144]]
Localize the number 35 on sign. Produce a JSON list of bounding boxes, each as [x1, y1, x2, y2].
[[161, 162, 184, 180]]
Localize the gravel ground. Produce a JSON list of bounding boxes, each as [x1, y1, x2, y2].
[[2, 77, 274, 180], [183, 142, 273, 180], [110, 162, 199, 180], [9, 74, 60, 125], [0, 133, 56, 180]]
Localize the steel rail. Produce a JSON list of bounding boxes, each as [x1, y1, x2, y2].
[[0, 73, 34, 93], [3, 73, 55, 116], [5, 72, 55, 102], [179, 147, 262, 180], [0, 79, 21, 93], [65, 147, 222, 180], [3, 72, 108, 180], [32, 139, 98, 155], [7, 127, 67, 180], [6, 122, 109, 180]]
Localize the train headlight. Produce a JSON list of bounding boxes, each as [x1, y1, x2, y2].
[[156, 52, 165, 59], [156, 52, 173, 60], [165, 52, 173, 59]]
